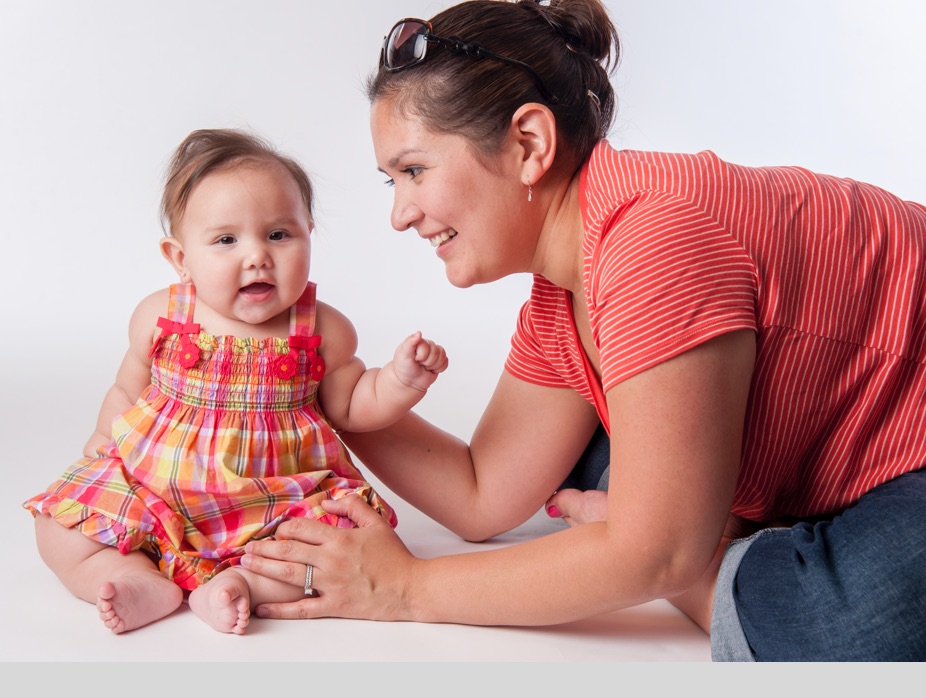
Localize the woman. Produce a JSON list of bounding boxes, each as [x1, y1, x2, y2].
[[241, 0, 926, 661]]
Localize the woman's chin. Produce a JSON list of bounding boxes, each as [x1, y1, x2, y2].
[[443, 266, 477, 289]]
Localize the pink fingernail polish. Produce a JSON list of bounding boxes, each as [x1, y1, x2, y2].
[[547, 504, 562, 518]]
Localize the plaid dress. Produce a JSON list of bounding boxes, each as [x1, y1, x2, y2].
[[24, 282, 396, 590]]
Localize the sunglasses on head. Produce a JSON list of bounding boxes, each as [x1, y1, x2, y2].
[[380, 18, 560, 104]]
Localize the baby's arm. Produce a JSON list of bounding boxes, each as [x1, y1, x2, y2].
[[82, 290, 164, 457], [316, 304, 448, 433]]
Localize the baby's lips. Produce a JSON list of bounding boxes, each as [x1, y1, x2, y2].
[[240, 282, 274, 294]]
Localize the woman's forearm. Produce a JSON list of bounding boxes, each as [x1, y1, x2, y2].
[[341, 412, 486, 536], [401, 520, 676, 626], [342, 375, 601, 541]]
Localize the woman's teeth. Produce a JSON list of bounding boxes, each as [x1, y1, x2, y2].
[[430, 230, 458, 247]]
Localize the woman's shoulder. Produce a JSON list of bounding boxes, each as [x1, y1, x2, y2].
[[586, 140, 724, 183]]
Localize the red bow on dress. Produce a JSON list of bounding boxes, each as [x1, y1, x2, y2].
[[273, 334, 326, 381], [149, 317, 202, 365]]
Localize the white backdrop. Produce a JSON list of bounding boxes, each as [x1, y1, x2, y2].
[[1, 0, 924, 664], [3, 0, 925, 451]]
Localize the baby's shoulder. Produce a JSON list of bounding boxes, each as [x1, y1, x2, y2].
[[131, 287, 171, 324], [126, 287, 171, 345], [315, 300, 358, 357]]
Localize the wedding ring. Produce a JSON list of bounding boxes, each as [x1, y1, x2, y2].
[[304, 564, 315, 597]]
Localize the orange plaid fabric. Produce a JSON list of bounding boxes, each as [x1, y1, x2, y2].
[[24, 283, 396, 590]]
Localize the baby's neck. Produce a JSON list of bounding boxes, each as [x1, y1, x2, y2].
[[193, 305, 290, 340]]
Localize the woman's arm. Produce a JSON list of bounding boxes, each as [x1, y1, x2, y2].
[[342, 370, 601, 541], [243, 329, 756, 625]]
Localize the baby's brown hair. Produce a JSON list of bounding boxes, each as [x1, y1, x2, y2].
[[161, 128, 314, 236]]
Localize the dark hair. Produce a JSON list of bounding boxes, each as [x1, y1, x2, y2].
[[366, 0, 619, 173], [160, 128, 314, 236]]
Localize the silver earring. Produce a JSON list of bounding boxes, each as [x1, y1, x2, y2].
[[528, 184, 533, 202]]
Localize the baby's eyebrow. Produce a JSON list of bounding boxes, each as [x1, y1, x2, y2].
[[203, 224, 238, 234]]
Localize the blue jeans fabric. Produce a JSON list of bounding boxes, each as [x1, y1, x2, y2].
[[560, 423, 611, 491], [567, 428, 926, 662], [716, 467, 926, 661]]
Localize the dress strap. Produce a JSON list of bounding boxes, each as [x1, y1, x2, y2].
[[283, 282, 326, 382], [168, 282, 196, 323], [148, 283, 201, 358], [289, 282, 317, 337]]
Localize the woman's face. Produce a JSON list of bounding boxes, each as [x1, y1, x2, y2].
[[371, 97, 536, 288]]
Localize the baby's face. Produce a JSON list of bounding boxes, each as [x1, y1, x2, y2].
[[165, 161, 313, 333]]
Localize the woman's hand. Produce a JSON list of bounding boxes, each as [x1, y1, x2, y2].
[[241, 494, 418, 621]]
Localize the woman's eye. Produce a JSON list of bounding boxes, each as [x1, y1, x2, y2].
[[382, 166, 422, 188]]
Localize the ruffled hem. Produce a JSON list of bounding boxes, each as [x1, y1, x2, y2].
[[24, 482, 396, 591], [24, 494, 153, 557]]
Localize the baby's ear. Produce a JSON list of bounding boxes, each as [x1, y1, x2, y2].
[[159, 236, 187, 279]]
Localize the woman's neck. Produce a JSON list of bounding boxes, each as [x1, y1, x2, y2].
[[531, 172, 585, 296]]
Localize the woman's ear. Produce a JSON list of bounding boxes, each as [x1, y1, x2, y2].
[[159, 236, 188, 280], [509, 102, 557, 186]]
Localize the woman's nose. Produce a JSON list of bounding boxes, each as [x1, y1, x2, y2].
[[390, 191, 423, 232]]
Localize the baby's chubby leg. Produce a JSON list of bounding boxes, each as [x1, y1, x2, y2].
[[34, 513, 183, 633], [189, 565, 305, 635]]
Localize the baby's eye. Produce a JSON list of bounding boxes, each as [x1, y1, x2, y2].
[[269, 230, 287, 241], [217, 235, 236, 245]]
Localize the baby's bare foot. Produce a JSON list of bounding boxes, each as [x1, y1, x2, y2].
[[96, 573, 184, 634], [188, 571, 251, 634]]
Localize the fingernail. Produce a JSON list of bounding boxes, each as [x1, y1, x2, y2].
[[240, 555, 251, 567], [255, 607, 268, 618], [546, 504, 562, 518]]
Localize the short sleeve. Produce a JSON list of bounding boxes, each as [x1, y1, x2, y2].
[[589, 190, 759, 392], [505, 277, 597, 403]]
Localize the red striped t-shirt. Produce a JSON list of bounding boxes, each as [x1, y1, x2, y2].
[[506, 141, 926, 520]]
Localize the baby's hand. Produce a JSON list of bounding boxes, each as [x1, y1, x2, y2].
[[392, 331, 448, 392]]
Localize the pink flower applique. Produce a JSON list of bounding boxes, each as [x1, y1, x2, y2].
[[308, 351, 326, 381], [178, 337, 201, 368], [288, 334, 325, 381], [273, 350, 299, 380]]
